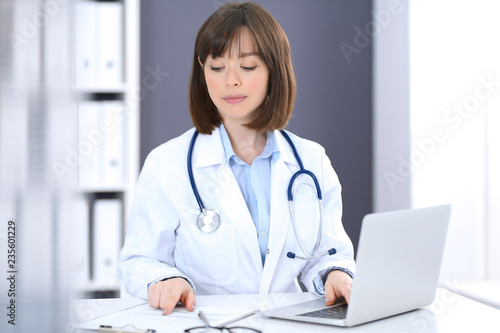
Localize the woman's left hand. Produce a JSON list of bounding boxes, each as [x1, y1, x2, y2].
[[324, 270, 353, 306]]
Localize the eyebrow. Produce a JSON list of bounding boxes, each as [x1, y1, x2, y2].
[[239, 51, 260, 58]]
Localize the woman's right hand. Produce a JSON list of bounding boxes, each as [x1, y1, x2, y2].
[[147, 277, 196, 315]]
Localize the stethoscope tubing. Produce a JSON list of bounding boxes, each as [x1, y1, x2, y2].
[[279, 130, 322, 202], [188, 130, 207, 215], [187, 129, 335, 260]]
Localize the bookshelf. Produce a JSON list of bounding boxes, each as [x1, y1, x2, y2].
[[73, 0, 140, 298]]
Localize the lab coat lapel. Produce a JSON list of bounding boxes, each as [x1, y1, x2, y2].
[[195, 128, 263, 274], [259, 130, 298, 293]]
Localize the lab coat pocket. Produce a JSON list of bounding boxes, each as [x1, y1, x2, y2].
[[177, 222, 238, 286]]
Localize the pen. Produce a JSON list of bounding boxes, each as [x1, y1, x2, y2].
[[198, 310, 211, 327], [98, 324, 156, 333]]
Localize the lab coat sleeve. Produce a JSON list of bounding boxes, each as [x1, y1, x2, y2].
[[117, 146, 194, 299], [300, 149, 356, 294]]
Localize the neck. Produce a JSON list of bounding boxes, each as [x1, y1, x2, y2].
[[223, 122, 267, 165]]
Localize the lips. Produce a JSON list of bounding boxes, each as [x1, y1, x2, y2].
[[222, 94, 247, 104]]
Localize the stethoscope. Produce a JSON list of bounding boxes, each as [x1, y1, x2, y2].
[[187, 130, 336, 260]]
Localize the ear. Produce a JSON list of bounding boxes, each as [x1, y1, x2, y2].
[[197, 56, 203, 68]]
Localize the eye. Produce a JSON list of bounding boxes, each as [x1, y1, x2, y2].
[[209, 66, 223, 72], [242, 66, 257, 71]]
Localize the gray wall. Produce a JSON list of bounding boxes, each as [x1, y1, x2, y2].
[[140, 0, 372, 254]]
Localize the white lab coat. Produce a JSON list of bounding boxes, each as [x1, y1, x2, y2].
[[118, 126, 355, 299]]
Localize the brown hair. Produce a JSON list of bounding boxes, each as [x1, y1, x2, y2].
[[189, 2, 296, 134]]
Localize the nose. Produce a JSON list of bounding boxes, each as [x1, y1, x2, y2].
[[225, 66, 241, 87]]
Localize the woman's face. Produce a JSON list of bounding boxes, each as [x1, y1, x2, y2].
[[201, 27, 270, 127]]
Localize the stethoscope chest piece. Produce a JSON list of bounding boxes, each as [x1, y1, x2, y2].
[[197, 209, 221, 233]]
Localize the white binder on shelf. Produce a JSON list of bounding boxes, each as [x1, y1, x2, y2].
[[74, 0, 97, 87], [93, 198, 122, 285], [71, 194, 90, 289], [77, 101, 101, 187], [95, 1, 124, 87], [102, 101, 124, 187]]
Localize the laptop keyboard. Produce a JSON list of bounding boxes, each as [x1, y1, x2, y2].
[[296, 302, 348, 320]]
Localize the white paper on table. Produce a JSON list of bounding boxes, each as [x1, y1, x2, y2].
[[70, 298, 147, 324], [74, 302, 257, 333]]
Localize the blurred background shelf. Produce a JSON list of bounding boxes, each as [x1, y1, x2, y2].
[[72, 0, 140, 299]]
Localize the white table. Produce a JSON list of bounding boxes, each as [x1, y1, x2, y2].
[[71, 288, 500, 333]]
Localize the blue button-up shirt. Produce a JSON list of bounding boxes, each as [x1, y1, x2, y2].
[[219, 125, 280, 266]]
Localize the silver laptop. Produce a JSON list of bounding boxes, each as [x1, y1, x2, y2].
[[261, 205, 451, 327]]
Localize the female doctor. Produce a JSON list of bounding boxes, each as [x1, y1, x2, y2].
[[118, 2, 355, 316]]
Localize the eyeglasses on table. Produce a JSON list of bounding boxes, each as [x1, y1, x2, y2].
[[184, 326, 262, 333]]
